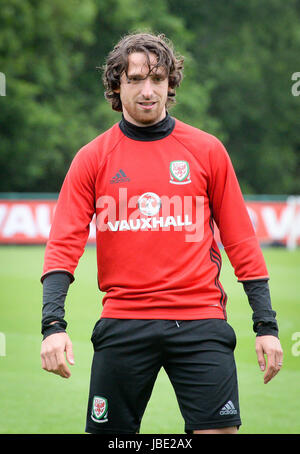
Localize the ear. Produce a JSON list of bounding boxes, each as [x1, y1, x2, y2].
[[113, 87, 120, 94]]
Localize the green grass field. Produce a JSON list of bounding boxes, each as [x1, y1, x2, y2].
[[0, 245, 299, 434]]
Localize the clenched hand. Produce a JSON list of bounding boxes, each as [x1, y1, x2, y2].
[[41, 332, 75, 379]]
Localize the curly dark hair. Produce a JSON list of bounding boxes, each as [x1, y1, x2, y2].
[[101, 32, 184, 112]]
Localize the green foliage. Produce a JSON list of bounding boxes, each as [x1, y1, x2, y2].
[[0, 0, 299, 193], [167, 0, 300, 193], [0, 0, 97, 191]]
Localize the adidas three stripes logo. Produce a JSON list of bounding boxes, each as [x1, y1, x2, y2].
[[110, 169, 130, 184], [219, 400, 238, 415]]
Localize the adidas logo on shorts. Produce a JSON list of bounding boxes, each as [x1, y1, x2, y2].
[[219, 400, 237, 415]]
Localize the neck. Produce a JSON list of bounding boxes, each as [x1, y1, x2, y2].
[[119, 112, 175, 142], [122, 107, 167, 127]]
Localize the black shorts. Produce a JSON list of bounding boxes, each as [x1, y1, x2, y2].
[[85, 318, 241, 434]]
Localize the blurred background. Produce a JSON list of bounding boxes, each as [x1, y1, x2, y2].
[[0, 0, 299, 434]]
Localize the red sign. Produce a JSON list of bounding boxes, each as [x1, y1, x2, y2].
[[0, 198, 299, 246], [0, 200, 96, 244]]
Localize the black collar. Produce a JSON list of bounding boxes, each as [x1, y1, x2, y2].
[[119, 113, 175, 141]]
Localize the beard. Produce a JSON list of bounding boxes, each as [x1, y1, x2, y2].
[[122, 101, 166, 126]]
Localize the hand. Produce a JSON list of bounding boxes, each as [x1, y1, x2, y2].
[[255, 335, 283, 384], [41, 332, 75, 379]]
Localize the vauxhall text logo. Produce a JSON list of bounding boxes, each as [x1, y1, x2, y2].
[[96, 189, 204, 242]]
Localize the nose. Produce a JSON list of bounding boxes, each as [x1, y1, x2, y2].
[[140, 77, 154, 99]]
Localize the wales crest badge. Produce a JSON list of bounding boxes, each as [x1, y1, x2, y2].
[[169, 161, 191, 185]]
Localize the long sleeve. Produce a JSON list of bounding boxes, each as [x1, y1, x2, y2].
[[242, 279, 279, 337], [41, 145, 97, 282], [208, 138, 269, 282], [207, 138, 279, 336], [41, 272, 71, 339]]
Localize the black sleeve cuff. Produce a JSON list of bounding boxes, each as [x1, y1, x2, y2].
[[242, 279, 279, 338], [255, 322, 279, 337], [42, 320, 67, 340], [41, 272, 71, 338]]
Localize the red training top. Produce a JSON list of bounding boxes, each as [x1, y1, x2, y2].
[[41, 116, 269, 320]]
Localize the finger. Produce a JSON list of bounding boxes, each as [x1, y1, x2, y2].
[[41, 350, 47, 371], [42, 350, 56, 373], [264, 351, 278, 384], [276, 349, 283, 369], [264, 366, 275, 384], [65, 340, 75, 366], [55, 351, 71, 378], [42, 345, 64, 376], [42, 357, 51, 372], [41, 345, 49, 371], [45, 350, 69, 378], [256, 342, 266, 371], [47, 349, 59, 374]]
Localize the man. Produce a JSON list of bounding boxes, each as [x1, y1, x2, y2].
[[40, 32, 283, 434]]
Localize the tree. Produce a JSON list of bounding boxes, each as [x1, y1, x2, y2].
[[167, 0, 300, 194], [1, 0, 299, 194], [0, 0, 96, 191]]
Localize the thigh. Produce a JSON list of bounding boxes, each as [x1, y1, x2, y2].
[[85, 319, 162, 434], [163, 319, 241, 433]]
